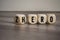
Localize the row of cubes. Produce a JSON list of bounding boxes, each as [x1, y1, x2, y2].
[[14, 14, 56, 24]]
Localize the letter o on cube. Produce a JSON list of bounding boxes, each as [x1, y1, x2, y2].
[[47, 14, 56, 24], [28, 14, 37, 24], [38, 14, 47, 24], [14, 14, 26, 24]]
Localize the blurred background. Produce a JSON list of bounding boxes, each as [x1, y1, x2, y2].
[[0, 0, 60, 11], [0, 0, 60, 40]]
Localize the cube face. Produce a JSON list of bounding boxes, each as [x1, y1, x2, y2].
[[28, 14, 37, 24], [47, 14, 56, 24], [20, 15, 26, 24], [38, 14, 47, 24], [15, 14, 26, 24], [14, 16, 20, 24]]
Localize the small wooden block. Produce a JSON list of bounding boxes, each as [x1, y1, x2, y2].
[[47, 14, 56, 24], [38, 14, 47, 24], [28, 14, 37, 24], [14, 14, 20, 24]]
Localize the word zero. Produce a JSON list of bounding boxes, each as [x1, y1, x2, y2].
[[14, 14, 56, 24]]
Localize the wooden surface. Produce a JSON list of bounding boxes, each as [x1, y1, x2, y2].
[[0, 11, 60, 40]]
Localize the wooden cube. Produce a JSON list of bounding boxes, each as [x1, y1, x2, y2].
[[38, 14, 47, 24], [47, 14, 56, 24], [14, 14, 26, 24], [14, 14, 20, 24], [28, 14, 37, 24]]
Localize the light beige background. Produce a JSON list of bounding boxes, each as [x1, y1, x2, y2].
[[0, 0, 60, 11]]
